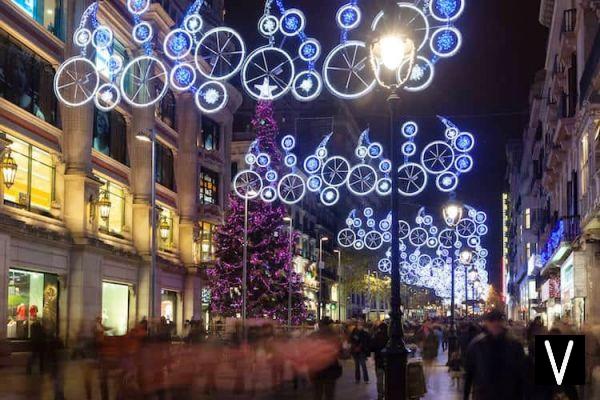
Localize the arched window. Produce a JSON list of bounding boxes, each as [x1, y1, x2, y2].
[[156, 142, 175, 190], [156, 89, 176, 129], [93, 109, 129, 166]]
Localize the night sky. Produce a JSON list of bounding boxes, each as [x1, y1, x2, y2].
[[224, 0, 549, 290]]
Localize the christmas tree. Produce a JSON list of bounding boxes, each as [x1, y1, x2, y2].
[[207, 102, 307, 323]]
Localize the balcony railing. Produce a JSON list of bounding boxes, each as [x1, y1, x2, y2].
[[560, 9, 576, 37], [540, 215, 580, 265], [559, 91, 577, 118]]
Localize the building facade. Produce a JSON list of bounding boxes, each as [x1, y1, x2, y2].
[[0, 0, 240, 344], [506, 0, 600, 329]]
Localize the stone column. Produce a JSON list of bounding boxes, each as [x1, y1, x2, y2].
[[0, 233, 9, 340], [184, 270, 202, 322]]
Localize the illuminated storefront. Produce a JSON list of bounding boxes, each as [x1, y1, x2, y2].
[[101, 282, 129, 336]]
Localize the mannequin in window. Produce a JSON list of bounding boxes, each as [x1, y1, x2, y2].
[[16, 302, 27, 338]]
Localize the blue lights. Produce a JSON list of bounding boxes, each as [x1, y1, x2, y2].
[[541, 220, 565, 265], [301, 43, 316, 58], [454, 132, 475, 152], [431, 27, 462, 58], [437, 30, 457, 51]]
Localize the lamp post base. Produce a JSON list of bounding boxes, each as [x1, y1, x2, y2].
[[384, 310, 410, 399]]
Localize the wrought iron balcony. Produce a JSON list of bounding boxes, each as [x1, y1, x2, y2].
[[560, 9, 577, 37], [540, 215, 581, 266]]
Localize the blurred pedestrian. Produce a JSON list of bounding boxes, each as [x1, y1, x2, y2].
[[349, 321, 371, 383], [310, 317, 342, 400], [371, 322, 388, 400], [26, 316, 45, 374]]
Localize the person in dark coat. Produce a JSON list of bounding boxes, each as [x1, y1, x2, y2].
[[464, 309, 526, 400], [349, 322, 371, 383], [26, 317, 45, 374], [311, 318, 342, 400], [371, 323, 388, 400]]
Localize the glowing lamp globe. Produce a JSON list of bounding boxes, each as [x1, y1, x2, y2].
[[370, 32, 416, 89], [159, 216, 171, 241], [459, 249, 473, 265], [97, 191, 112, 221], [443, 202, 463, 227], [1, 150, 17, 189]]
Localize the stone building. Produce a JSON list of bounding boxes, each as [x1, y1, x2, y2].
[[0, 0, 240, 344], [506, 0, 600, 329]]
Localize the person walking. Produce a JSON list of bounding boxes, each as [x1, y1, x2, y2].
[[310, 317, 342, 400], [371, 323, 388, 400], [349, 322, 371, 383], [463, 309, 526, 400]]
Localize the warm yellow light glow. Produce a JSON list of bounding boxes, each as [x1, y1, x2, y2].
[[1, 150, 17, 189], [443, 202, 463, 227], [159, 215, 171, 241], [97, 190, 112, 221], [379, 34, 406, 71], [460, 249, 473, 264]]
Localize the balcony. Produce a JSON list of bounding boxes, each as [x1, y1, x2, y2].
[[559, 9, 577, 58], [540, 216, 581, 268]]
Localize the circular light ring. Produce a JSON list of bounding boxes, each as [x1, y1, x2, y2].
[[371, 3, 430, 51], [445, 127, 459, 140], [304, 155, 322, 174], [320, 187, 340, 206], [245, 153, 257, 165], [475, 211, 487, 224], [430, 27, 463, 58], [429, 0, 465, 22], [316, 147, 328, 159], [284, 154, 297, 167], [322, 41, 376, 100], [347, 164, 378, 196], [355, 146, 368, 159], [169, 63, 196, 91], [353, 218, 362, 228], [345, 217, 353, 227], [418, 254, 432, 267], [279, 8, 306, 37], [353, 240, 365, 250], [195, 80, 229, 114], [468, 208, 477, 218], [307, 175, 323, 192], [337, 3, 362, 30], [94, 83, 121, 112], [398, 220, 410, 239], [265, 170, 278, 182], [183, 14, 203, 33], [281, 135, 296, 150], [427, 237, 439, 248], [299, 39, 321, 62], [367, 219, 376, 228], [404, 56, 435, 93], [337, 228, 356, 248], [127, 0, 150, 15], [164, 29, 193, 60], [423, 215, 434, 226], [132, 22, 153, 44], [74, 28, 92, 47], [277, 173, 306, 205], [432, 257, 446, 269], [429, 226, 439, 235], [455, 154, 474, 173], [54, 56, 100, 107], [379, 219, 391, 232], [454, 132, 475, 152], [364, 231, 383, 250], [196, 27, 246, 81], [292, 70, 323, 102], [321, 156, 351, 187], [107, 54, 124, 75], [261, 186, 278, 203], [376, 178, 392, 196], [477, 224, 488, 236], [258, 14, 279, 37], [120, 55, 168, 107], [382, 232, 392, 242], [397, 162, 428, 197], [401, 121, 419, 138], [402, 142, 417, 157], [92, 26, 113, 50], [456, 218, 477, 238], [421, 140, 455, 174], [233, 170, 263, 199], [364, 207, 374, 217], [242, 46, 295, 101], [436, 172, 459, 192], [256, 153, 271, 167], [468, 236, 480, 248], [368, 142, 383, 158], [378, 258, 391, 274], [438, 229, 457, 248], [479, 249, 489, 258], [379, 159, 392, 173]]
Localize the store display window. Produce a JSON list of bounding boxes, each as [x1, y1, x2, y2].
[[161, 290, 177, 325], [7, 268, 58, 339], [101, 282, 129, 336]]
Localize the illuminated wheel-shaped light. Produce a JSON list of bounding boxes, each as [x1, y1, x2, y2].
[[284, 154, 297, 168], [127, 0, 150, 15], [347, 164, 378, 196], [256, 153, 271, 167], [92, 26, 113, 49], [378, 258, 391, 274], [445, 127, 459, 140], [367, 143, 383, 158], [94, 83, 121, 112], [427, 237, 439, 248], [277, 173, 306, 205], [164, 29, 193, 60], [280, 8, 306, 37], [364, 231, 383, 250], [453, 132, 475, 152], [372, 3, 430, 52], [258, 14, 279, 37], [401, 121, 419, 138], [421, 141, 455, 174], [475, 211, 487, 224], [379, 219, 391, 232], [74, 28, 92, 47], [132, 22, 153, 44], [337, 3, 362, 30], [281, 135, 296, 150], [195, 81, 229, 114], [430, 27, 462, 58], [196, 27, 246, 81], [316, 147, 328, 159], [397, 220, 410, 239], [436, 172, 459, 192], [429, 0, 465, 22], [379, 159, 392, 173], [292, 70, 323, 102], [233, 170, 262, 199], [245, 153, 257, 165], [321, 156, 350, 187], [456, 218, 476, 238], [397, 162, 427, 196], [476, 224, 488, 236], [120, 55, 168, 107], [307, 175, 323, 192], [353, 241, 365, 250], [183, 14, 203, 33], [337, 228, 356, 248], [382, 232, 392, 242], [323, 41, 376, 100], [363, 207, 373, 217], [376, 178, 392, 196], [355, 146, 368, 159], [170, 63, 196, 91], [261, 187, 277, 203], [320, 187, 340, 206], [54, 56, 100, 107], [402, 142, 417, 156], [304, 155, 321, 174], [265, 170, 278, 183], [299, 39, 321, 62], [455, 154, 474, 173], [404, 56, 435, 93], [367, 219, 376, 228], [242, 47, 295, 101], [353, 218, 362, 228]]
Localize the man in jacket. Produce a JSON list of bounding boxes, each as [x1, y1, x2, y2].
[[350, 322, 371, 383], [464, 309, 526, 400], [371, 323, 388, 400]]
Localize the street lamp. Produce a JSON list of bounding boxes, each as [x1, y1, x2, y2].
[[97, 190, 112, 222], [135, 129, 158, 318], [159, 214, 171, 242], [468, 267, 479, 318], [369, 2, 417, 398], [459, 249, 473, 318], [443, 201, 464, 354], [333, 249, 341, 322], [284, 216, 294, 328], [1, 149, 17, 189], [318, 236, 328, 322]]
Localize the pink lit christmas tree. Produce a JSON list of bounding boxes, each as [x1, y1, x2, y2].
[[207, 102, 307, 322]]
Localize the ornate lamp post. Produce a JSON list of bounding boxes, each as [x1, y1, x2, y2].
[[460, 249, 473, 318], [318, 236, 328, 321], [443, 201, 464, 354], [333, 249, 341, 322], [284, 215, 293, 328], [369, 2, 417, 398]]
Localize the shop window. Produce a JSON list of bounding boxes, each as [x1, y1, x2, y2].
[[201, 116, 220, 151], [161, 290, 178, 330], [156, 89, 176, 129], [93, 109, 129, 165], [12, 0, 63, 39], [4, 134, 54, 215], [0, 29, 58, 125], [159, 207, 174, 250], [198, 221, 216, 262], [7, 269, 58, 339], [101, 282, 129, 336], [199, 169, 219, 205], [155, 142, 175, 190], [524, 208, 531, 229], [99, 180, 125, 235]]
